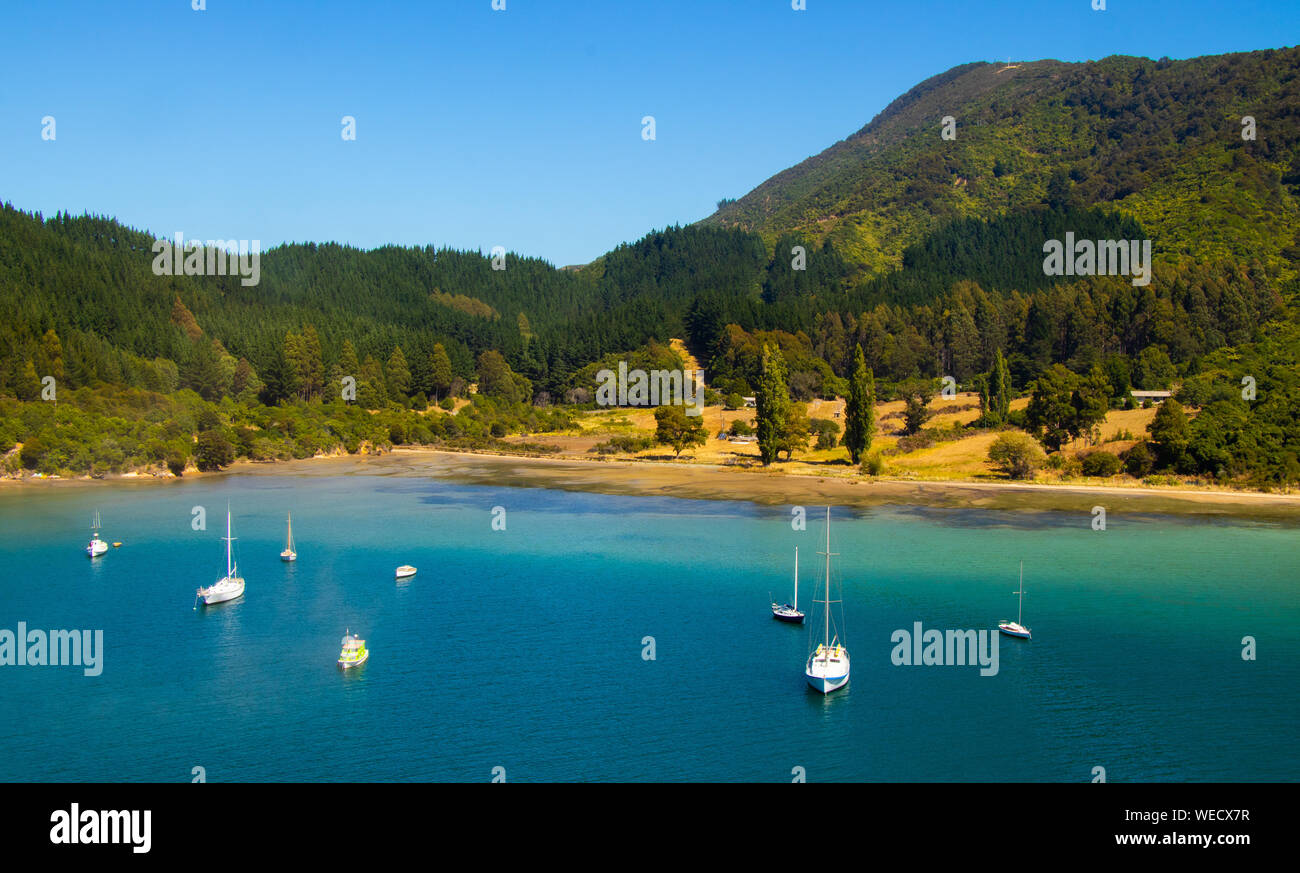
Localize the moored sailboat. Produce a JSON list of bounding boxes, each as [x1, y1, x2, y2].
[[805, 508, 850, 694], [195, 507, 245, 607], [772, 546, 805, 623], [998, 561, 1032, 639], [280, 512, 297, 562]]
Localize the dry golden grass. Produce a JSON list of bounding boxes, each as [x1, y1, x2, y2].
[[521, 390, 1167, 485]]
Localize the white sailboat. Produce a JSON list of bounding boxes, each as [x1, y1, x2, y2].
[[195, 507, 245, 607], [998, 561, 1031, 639], [805, 507, 850, 694], [280, 512, 297, 562], [771, 546, 805, 622], [85, 511, 108, 557]]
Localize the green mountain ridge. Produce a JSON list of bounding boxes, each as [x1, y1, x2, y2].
[[704, 49, 1300, 279]]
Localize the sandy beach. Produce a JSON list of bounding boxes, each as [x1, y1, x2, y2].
[[211, 448, 1300, 521]]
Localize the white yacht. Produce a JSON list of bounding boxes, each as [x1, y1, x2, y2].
[[805, 508, 850, 694], [196, 508, 245, 607], [998, 561, 1032, 639], [280, 512, 297, 562]]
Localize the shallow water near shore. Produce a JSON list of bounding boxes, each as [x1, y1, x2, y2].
[[1, 467, 1297, 782]]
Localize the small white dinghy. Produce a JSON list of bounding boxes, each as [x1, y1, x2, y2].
[[395, 565, 417, 579]]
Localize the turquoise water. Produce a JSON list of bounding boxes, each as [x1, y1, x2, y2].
[[1, 472, 1297, 782]]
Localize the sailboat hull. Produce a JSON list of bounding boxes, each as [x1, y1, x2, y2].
[[806, 675, 849, 693], [805, 652, 850, 694], [998, 622, 1031, 639], [280, 552, 296, 562], [198, 577, 245, 605], [772, 605, 804, 623]]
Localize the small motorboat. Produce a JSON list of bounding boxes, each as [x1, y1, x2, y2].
[[86, 511, 108, 557], [338, 630, 369, 669], [395, 565, 417, 579], [112, 542, 122, 548]]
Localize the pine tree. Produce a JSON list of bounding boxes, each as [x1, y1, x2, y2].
[[299, 325, 325, 400], [386, 345, 411, 399], [283, 332, 305, 400], [38, 329, 64, 382], [359, 355, 387, 408], [430, 343, 453, 401]]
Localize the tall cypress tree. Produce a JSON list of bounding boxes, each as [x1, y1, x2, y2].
[[843, 345, 875, 464], [990, 347, 1012, 423], [755, 343, 790, 466]]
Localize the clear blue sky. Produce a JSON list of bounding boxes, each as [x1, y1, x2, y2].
[[1, 0, 1295, 266]]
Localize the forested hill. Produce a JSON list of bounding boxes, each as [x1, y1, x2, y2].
[[2, 46, 1298, 485], [705, 48, 1300, 277]]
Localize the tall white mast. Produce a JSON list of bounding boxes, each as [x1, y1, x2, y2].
[[793, 547, 798, 611], [224, 504, 234, 579], [1016, 560, 1024, 625], [824, 507, 831, 652]]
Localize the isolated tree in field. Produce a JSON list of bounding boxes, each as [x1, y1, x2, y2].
[[843, 346, 876, 463], [755, 343, 790, 465], [811, 417, 840, 450], [987, 432, 1046, 480], [779, 402, 811, 460], [653, 405, 706, 457], [1070, 364, 1112, 443], [899, 379, 935, 435], [1026, 364, 1077, 451]]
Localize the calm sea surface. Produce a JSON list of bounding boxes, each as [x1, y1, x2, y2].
[[1, 470, 1297, 782]]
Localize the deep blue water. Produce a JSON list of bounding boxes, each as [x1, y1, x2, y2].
[[1, 471, 1297, 782]]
